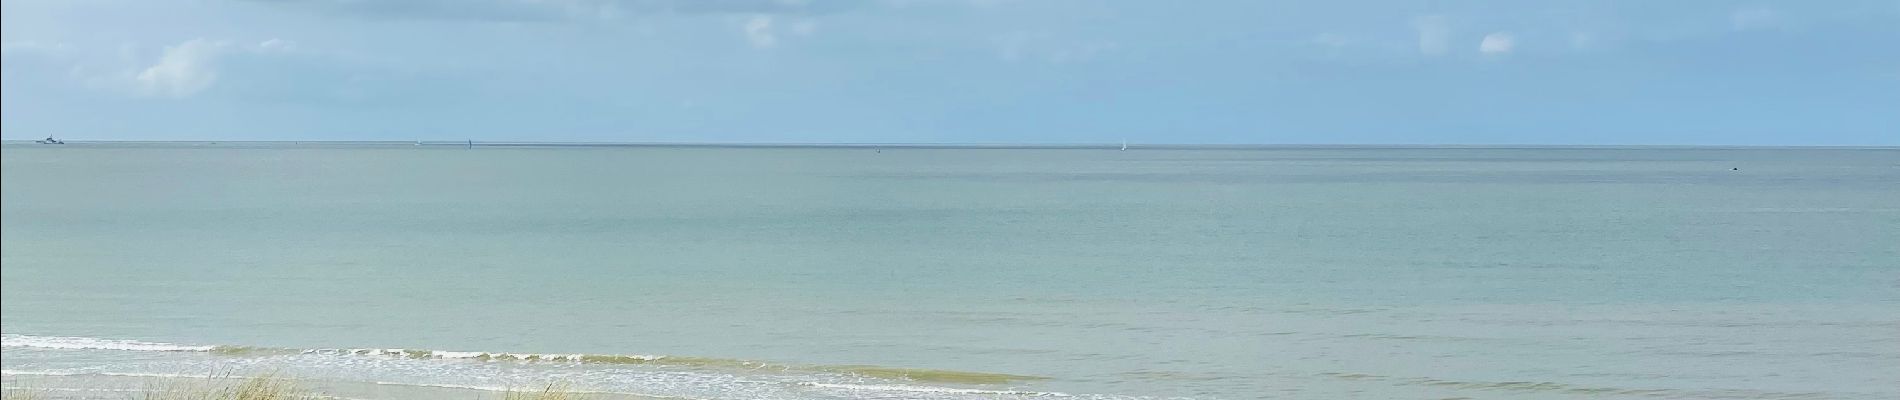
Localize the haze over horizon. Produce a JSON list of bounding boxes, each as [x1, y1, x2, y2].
[[11, 139, 1900, 148], [4, 0, 1897, 145]]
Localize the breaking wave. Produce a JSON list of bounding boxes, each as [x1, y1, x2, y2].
[[1, 334, 1044, 385]]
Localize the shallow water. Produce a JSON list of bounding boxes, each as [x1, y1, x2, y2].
[[4, 144, 1897, 399]]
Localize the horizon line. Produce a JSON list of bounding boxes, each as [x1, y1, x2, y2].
[[3, 139, 1897, 150]]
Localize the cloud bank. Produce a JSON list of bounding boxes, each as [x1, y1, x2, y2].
[[1414, 15, 1451, 56], [136, 39, 227, 97], [244, 0, 868, 22], [1479, 32, 1515, 54]]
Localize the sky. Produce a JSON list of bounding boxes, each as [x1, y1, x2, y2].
[[2, 0, 1897, 145]]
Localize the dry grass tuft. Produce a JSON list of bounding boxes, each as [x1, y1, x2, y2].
[[142, 373, 317, 400], [2, 385, 45, 400]]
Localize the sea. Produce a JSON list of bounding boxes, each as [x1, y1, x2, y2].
[[2, 143, 1896, 400]]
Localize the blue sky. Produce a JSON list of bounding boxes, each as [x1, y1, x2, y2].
[[2, 0, 1896, 145]]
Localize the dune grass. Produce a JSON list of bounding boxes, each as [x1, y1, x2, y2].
[[2, 385, 45, 400], [140, 373, 317, 400]]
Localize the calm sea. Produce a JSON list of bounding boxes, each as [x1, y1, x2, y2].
[[3, 143, 1896, 399]]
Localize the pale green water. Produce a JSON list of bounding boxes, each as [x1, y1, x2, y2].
[[3, 143, 1897, 399]]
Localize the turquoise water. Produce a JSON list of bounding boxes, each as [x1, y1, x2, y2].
[[3, 143, 1897, 399]]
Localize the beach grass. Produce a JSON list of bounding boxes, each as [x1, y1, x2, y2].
[[2, 385, 45, 400], [140, 373, 317, 400]]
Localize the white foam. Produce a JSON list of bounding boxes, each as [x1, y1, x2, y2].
[[0, 386, 147, 393], [7, 334, 670, 365], [0, 334, 214, 352], [368, 380, 513, 393], [0, 386, 371, 400], [2, 369, 208, 379], [304, 349, 625, 362], [365, 380, 706, 400], [801, 382, 1073, 397], [431, 351, 484, 359], [4, 335, 1103, 399], [2, 369, 85, 376]]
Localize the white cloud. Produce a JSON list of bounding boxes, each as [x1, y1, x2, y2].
[[1730, 6, 1779, 31], [740, 15, 817, 48], [251, 0, 851, 22], [257, 38, 296, 52], [995, 32, 1030, 62], [744, 15, 778, 47], [136, 39, 229, 98], [1479, 32, 1515, 54], [1568, 32, 1596, 50], [1413, 15, 1450, 56]]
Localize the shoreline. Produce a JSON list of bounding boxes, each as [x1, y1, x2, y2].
[[2, 372, 669, 400], [4, 140, 1897, 150]]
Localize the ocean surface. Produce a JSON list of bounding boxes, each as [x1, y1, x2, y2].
[[3, 143, 1897, 400]]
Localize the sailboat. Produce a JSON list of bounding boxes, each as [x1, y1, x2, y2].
[[1119, 139, 1127, 151]]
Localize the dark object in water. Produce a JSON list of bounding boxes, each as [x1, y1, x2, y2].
[[35, 136, 65, 145], [1732, 168, 1740, 171]]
